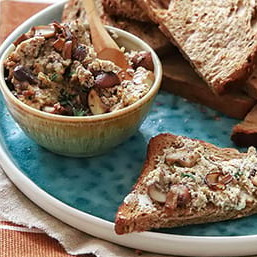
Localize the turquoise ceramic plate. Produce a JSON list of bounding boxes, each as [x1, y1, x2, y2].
[[1, 2, 257, 256]]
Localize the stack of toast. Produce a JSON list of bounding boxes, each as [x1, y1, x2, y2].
[[62, 0, 257, 234], [136, 0, 257, 147]]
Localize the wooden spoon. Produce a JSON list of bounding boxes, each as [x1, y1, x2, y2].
[[82, 0, 130, 70]]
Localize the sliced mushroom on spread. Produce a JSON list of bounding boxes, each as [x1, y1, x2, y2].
[[148, 181, 191, 211], [53, 38, 66, 52], [95, 71, 121, 88], [249, 169, 257, 186], [165, 185, 191, 210], [33, 25, 56, 38], [62, 40, 73, 60], [73, 45, 87, 61], [13, 65, 37, 84], [88, 89, 109, 115], [148, 182, 167, 203], [13, 33, 30, 46], [42, 106, 56, 114], [205, 171, 233, 191], [132, 69, 155, 87], [165, 148, 200, 168], [132, 52, 154, 71]]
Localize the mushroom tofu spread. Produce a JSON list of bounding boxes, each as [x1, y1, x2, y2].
[[144, 137, 257, 213], [4, 21, 155, 116]]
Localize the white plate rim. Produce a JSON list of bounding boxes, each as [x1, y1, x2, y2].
[[1, 2, 257, 256]]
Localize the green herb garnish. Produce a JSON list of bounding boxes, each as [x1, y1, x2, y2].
[[50, 73, 58, 82], [73, 108, 86, 116], [181, 173, 195, 180], [68, 71, 76, 77], [58, 90, 74, 106], [234, 171, 243, 179]]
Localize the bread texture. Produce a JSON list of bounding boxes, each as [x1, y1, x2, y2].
[[102, 0, 151, 23], [115, 133, 257, 234], [136, 0, 257, 94], [246, 69, 257, 99], [62, 0, 171, 54], [231, 105, 257, 147], [161, 51, 256, 119]]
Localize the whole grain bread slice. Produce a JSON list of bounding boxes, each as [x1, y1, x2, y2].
[[136, 0, 257, 94], [231, 105, 257, 147], [102, 0, 151, 23], [62, 0, 171, 54], [161, 51, 256, 119], [115, 133, 257, 234], [245, 69, 257, 99]]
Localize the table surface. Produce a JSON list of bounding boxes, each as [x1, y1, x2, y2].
[[0, 2, 94, 256]]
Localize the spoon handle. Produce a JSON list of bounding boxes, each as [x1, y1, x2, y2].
[[82, 0, 131, 70], [82, 0, 120, 53]]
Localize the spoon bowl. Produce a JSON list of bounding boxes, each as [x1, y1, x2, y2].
[[82, 0, 130, 70]]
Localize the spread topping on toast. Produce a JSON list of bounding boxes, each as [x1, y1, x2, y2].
[[126, 137, 257, 212]]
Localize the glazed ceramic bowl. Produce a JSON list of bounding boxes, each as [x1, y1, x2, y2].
[[0, 25, 162, 157]]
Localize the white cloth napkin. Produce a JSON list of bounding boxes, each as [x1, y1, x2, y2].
[[0, 166, 173, 257]]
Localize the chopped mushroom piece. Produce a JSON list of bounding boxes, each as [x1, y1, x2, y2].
[[88, 89, 109, 115], [165, 185, 191, 210], [148, 183, 167, 203], [33, 25, 56, 38], [165, 148, 200, 167], [249, 169, 257, 186], [205, 172, 233, 191]]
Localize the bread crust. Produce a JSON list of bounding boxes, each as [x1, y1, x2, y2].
[[136, 0, 257, 94], [115, 133, 257, 234]]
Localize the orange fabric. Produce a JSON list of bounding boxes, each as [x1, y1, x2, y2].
[[0, 1, 49, 44], [0, 221, 94, 257], [0, 221, 30, 227]]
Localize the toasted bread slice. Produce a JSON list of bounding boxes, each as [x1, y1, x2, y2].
[[245, 69, 257, 99], [136, 0, 257, 94], [62, 0, 171, 54], [102, 0, 151, 23], [115, 133, 257, 234], [161, 51, 256, 119], [231, 105, 257, 147]]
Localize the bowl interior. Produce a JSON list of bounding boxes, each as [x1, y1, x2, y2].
[[0, 17, 162, 122]]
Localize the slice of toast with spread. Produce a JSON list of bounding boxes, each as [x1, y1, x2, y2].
[[115, 133, 257, 234], [136, 0, 257, 94], [62, 0, 171, 54]]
